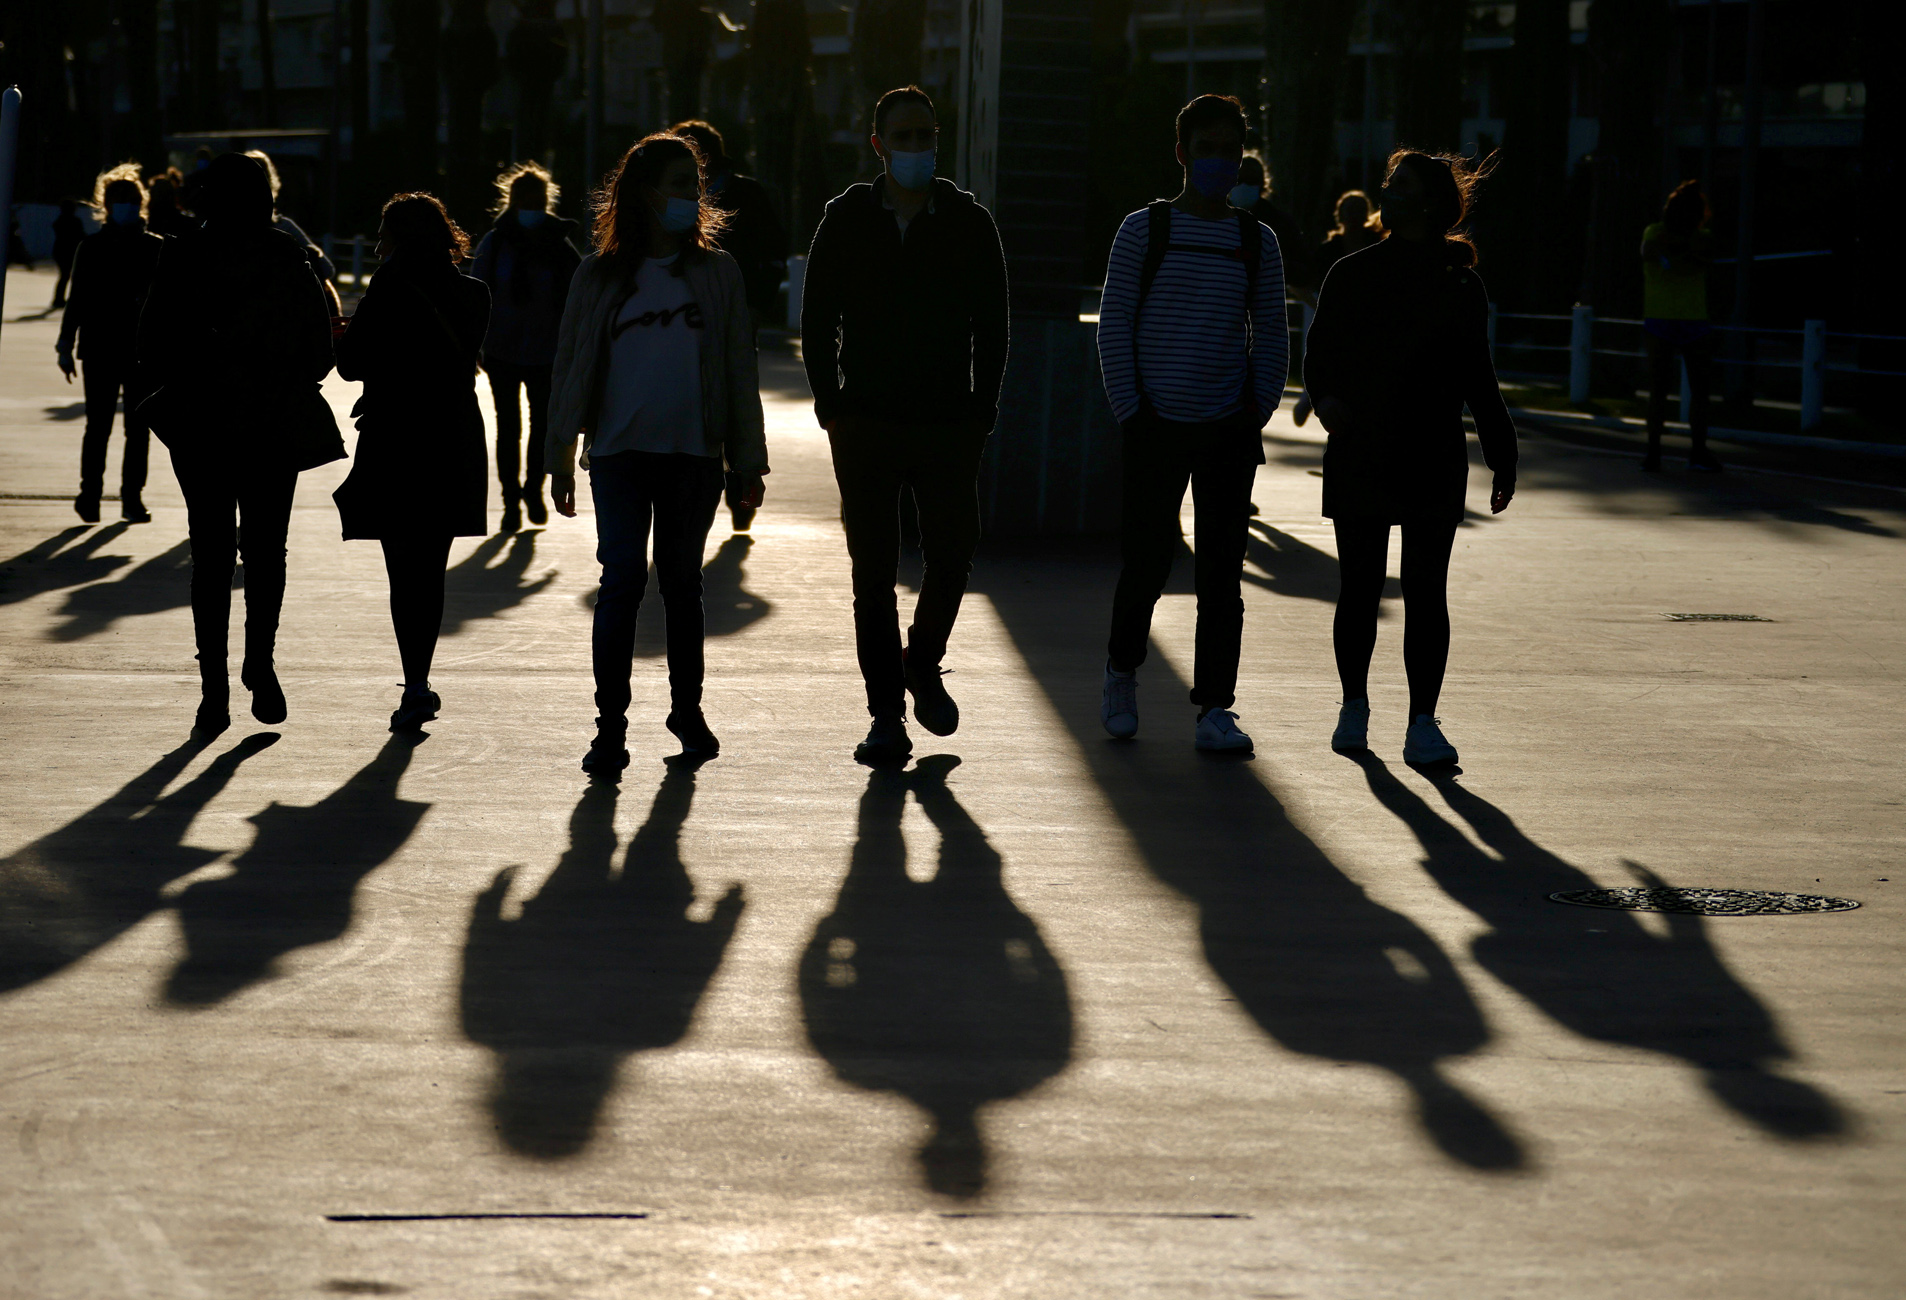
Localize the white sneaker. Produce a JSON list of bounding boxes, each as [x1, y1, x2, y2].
[[1403, 714, 1458, 765], [1331, 699, 1370, 752], [1195, 708, 1253, 753], [1102, 663, 1138, 739]]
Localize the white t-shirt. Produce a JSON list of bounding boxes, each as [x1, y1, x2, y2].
[[590, 253, 710, 460]]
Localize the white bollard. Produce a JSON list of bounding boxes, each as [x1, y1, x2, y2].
[[785, 254, 806, 332], [1800, 318, 1826, 430], [1568, 303, 1594, 404]]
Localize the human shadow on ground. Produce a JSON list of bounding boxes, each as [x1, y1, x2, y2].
[[0, 733, 279, 994], [43, 401, 87, 420], [47, 538, 193, 641], [441, 531, 558, 636], [800, 756, 1074, 1199], [0, 524, 131, 607], [164, 734, 430, 1006], [977, 541, 1523, 1170], [631, 532, 773, 654], [1351, 753, 1846, 1140], [459, 766, 743, 1159], [1243, 517, 1399, 606]]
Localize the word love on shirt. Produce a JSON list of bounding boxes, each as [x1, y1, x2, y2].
[[612, 302, 705, 338]]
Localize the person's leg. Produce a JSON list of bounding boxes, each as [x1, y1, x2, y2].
[[173, 452, 240, 723], [1107, 423, 1192, 674], [234, 467, 299, 679], [380, 534, 454, 686], [902, 422, 988, 668], [649, 457, 725, 712], [118, 366, 151, 518], [1186, 443, 1258, 712], [1643, 333, 1677, 467], [522, 364, 552, 521], [1685, 340, 1717, 460], [77, 359, 118, 514], [52, 260, 71, 308], [588, 454, 656, 727], [830, 419, 908, 718], [1331, 519, 1390, 705], [487, 361, 524, 523], [1398, 521, 1457, 719]]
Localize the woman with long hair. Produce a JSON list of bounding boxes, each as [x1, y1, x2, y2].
[[136, 152, 339, 736], [1641, 180, 1720, 472], [471, 161, 583, 531], [1303, 150, 1517, 767], [547, 132, 768, 779], [334, 193, 491, 732]]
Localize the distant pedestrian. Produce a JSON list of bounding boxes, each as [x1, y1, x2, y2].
[[57, 165, 163, 524], [470, 161, 582, 532], [334, 193, 492, 733], [244, 150, 344, 316], [136, 153, 340, 738], [671, 119, 790, 535], [1303, 149, 1517, 767], [1095, 93, 1287, 754], [1232, 153, 1311, 302], [1641, 180, 1720, 472], [50, 198, 85, 309], [6, 214, 30, 269], [546, 132, 768, 778], [145, 169, 196, 238], [1292, 189, 1382, 427], [803, 85, 1009, 764]]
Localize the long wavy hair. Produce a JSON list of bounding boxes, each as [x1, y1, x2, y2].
[[1381, 148, 1497, 266], [490, 160, 561, 220], [90, 162, 147, 218], [381, 192, 470, 261], [590, 133, 728, 272]]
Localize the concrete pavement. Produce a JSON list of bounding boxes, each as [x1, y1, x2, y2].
[[2, 264, 1902, 1298]]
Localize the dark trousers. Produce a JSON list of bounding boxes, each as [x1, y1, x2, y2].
[[80, 356, 150, 502], [828, 415, 987, 718], [1331, 519, 1458, 719], [380, 535, 454, 686], [1645, 330, 1714, 454], [52, 256, 74, 308], [171, 450, 298, 675], [589, 451, 724, 722], [1107, 413, 1262, 711], [486, 359, 552, 502]]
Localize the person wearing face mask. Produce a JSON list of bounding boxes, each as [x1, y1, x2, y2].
[[545, 132, 768, 778], [800, 84, 1010, 764], [470, 162, 584, 531], [1291, 189, 1383, 428], [1303, 149, 1517, 767], [57, 165, 165, 524], [1230, 154, 1313, 305], [1095, 94, 1288, 755]]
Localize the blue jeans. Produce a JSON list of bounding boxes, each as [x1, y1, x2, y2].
[[588, 451, 724, 721]]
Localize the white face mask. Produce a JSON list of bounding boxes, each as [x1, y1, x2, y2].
[[1228, 184, 1262, 210]]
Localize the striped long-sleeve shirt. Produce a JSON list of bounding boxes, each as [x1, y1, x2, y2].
[[1096, 205, 1287, 424]]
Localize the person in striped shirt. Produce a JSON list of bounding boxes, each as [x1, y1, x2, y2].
[[1095, 93, 1287, 753]]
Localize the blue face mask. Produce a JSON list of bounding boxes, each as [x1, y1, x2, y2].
[[886, 148, 936, 192], [516, 208, 545, 228], [1190, 157, 1241, 200], [659, 196, 700, 234], [109, 202, 140, 226], [1227, 184, 1261, 210]]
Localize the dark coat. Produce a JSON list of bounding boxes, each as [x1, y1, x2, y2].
[[469, 212, 582, 367], [1303, 236, 1517, 524], [800, 175, 1010, 430], [706, 170, 787, 315], [59, 223, 164, 363], [1249, 197, 1312, 291], [333, 255, 492, 540]]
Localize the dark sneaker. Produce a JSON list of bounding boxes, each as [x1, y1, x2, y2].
[[903, 650, 959, 736], [74, 493, 100, 524], [855, 714, 913, 765], [582, 722, 631, 782], [389, 685, 440, 733], [242, 660, 287, 725], [121, 495, 151, 523], [666, 707, 720, 757], [523, 485, 548, 527]]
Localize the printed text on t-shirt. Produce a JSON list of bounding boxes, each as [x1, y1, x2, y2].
[[612, 302, 704, 338]]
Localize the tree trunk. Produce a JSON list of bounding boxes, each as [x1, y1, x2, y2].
[[505, 0, 568, 163], [1261, 0, 1359, 241], [751, 0, 815, 243], [1388, 0, 1466, 153], [655, 0, 713, 124], [1580, 0, 1673, 318], [390, 0, 443, 184], [119, 0, 165, 170], [255, 0, 278, 126], [442, 0, 499, 215], [855, 0, 925, 105], [349, 0, 371, 162], [1487, 0, 1572, 309]]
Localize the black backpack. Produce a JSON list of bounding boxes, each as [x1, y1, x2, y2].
[[1131, 199, 1261, 416]]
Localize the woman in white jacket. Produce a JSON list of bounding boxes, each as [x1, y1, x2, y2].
[[548, 132, 768, 779]]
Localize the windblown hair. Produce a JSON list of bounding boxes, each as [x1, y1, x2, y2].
[[490, 160, 560, 219], [1382, 148, 1497, 266], [90, 163, 147, 218], [1662, 179, 1711, 236], [242, 150, 284, 203], [1329, 189, 1378, 238], [590, 132, 728, 271], [381, 192, 470, 261]]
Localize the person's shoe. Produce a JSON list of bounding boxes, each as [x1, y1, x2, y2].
[[1292, 392, 1313, 427], [730, 501, 757, 533], [1195, 708, 1253, 753], [1403, 714, 1459, 765], [903, 650, 959, 736], [1331, 699, 1370, 752], [1688, 448, 1724, 473], [1640, 454, 1662, 472], [389, 684, 440, 733], [1101, 663, 1139, 739], [666, 707, 720, 757], [499, 496, 522, 534], [74, 492, 100, 524], [121, 494, 151, 523], [581, 720, 631, 782], [523, 484, 548, 527], [241, 660, 287, 725], [192, 699, 231, 740], [855, 714, 913, 765]]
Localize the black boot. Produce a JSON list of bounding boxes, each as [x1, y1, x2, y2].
[[582, 716, 631, 782], [666, 706, 720, 757], [194, 657, 231, 739], [74, 491, 101, 524], [121, 492, 151, 524], [241, 654, 287, 725], [523, 477, 548, 527]]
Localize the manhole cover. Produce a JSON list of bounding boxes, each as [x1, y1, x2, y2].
[[1549, 887, 1859, 915], [1660, 613, 1771, 622]]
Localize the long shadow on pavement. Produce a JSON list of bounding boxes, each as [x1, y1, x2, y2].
[[0, 732, 279, 994], [164, 734, 431, 1006], [979, 540, 1524, 1171], [47, 537, 193, 642], [0, 523, 132, 608], [1351, 753, 1847, 1139], [441, 531, 558, 637], [800, 755, 1074, 1198], [459, 767, 743, 1159]]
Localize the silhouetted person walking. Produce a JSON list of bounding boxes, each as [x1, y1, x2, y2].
[[145, 169, 195, 238], [1642, 180, 1721, 473], [1232, 153, 1311, 303], [547, 133, 768, 777], [334, 193, 491, 733], [49, 198, 84, 309], [471, 161, 582, 532], [244, 150, 344, 317], [57, 166, 162, 524], [672, 119, 789, 536], [803, 86, 1009, 763], [1292, 189, 1382, 428], [1304, 150, 1517, 767], [1095, 94, 1288, 754], [136, 152, 340, 738]]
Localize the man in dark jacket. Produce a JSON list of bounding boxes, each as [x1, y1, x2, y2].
[[801, 85, 1009, 764], [58, 172, 164, 522], [50, 199, 86, 309]]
